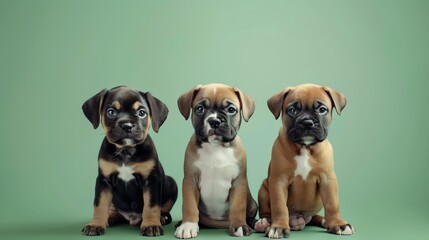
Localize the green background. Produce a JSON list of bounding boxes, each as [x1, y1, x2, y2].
[[1, 0, 428, 239]]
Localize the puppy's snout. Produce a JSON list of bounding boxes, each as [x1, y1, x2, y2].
[[208, 118, 221, 129], [299, 117, 315, 128], [120, 122, 135, 133]]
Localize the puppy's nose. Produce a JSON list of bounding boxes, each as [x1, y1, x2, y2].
[[208, 118, 221, 129], [300, 118, 314, 128], [120, 122, 134, 133]]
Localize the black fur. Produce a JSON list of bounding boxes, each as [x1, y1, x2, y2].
[[192, 99, 241, 143], [82, 86, 177, 236], [285, 100, 330, 145]]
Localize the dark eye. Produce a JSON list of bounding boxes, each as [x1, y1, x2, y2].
[[195, 105, 205, 114], [226, 106, 237, 115], [287, 106, 298, 116], [137, 109, 147, 118], [106, 108, 117, 118], [318, 106, 328, 115]]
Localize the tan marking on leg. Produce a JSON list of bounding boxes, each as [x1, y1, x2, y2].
[[141, 191, 161, 227], [88, 191, 113, 228]]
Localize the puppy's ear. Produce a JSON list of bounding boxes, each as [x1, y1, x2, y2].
[[177, 85, 202, 120], [141, 92, 169, 133], [233, 87, 255, 122], [267, 87, 294, 119], [323, 86, 347, 115], [82, 89, 108, 129]]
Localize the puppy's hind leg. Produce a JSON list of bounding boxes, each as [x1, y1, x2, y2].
[[107, 206, 127, 226], [161, 175, 178, 225], [254, 179, 271, 233], [307, 215, 326, 228]]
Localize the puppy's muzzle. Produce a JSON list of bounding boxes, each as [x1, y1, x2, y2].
[[207, 118, 221, 129], [119, 121, 136, 133], [298, 116, 317, 129]]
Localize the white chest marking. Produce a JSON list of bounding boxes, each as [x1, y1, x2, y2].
[[294, 148, 312, 181], [118, 164, 135, 182], [194, 142, 240, 220]]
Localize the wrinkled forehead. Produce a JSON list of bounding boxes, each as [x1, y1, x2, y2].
[[103, 87, 148, 111], [284, 86, 332, 109], [192, 86, 240, 108]]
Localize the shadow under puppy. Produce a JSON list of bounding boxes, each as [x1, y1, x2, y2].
[[175, 83, 258, 239], [255, 84, 355, 238], [81, 86, 178, 236]]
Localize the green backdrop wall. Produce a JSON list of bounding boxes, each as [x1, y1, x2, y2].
[[1, 1, 428, 239]]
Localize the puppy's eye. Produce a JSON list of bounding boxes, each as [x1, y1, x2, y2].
[[137, 109, 147, 118], [106, 108, 117, 118], [318, 106, 328, 115], [195, 105, 205, 114], [226, 106, 237, 115], [287, 107, 298, 116]]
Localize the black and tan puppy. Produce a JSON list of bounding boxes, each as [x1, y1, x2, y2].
[[255, 84, 355, 238], [175, 83, 258, 239], [81, 86, 178, 236]]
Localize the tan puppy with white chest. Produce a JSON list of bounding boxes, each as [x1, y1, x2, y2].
[[255, 84, 355, 238], [175, 84, 258, 239]]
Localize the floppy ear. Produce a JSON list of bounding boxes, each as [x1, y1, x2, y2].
[[82, 89, 108, 129], [141, 92, 169, 133], [323, 86, 347, 115], [177, 85, 202, 120], [233, 87, 255, 122], [267, 87, 293, 119]]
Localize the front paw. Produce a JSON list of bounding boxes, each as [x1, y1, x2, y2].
[[140, 225, 164, 236], [254, 218, 271, 233], [228, 225, 252, 237], [265, 226, 290, 238], [175, 222, 199, 239], [81, 224, 106, 236], [327, 224, 355, 235]]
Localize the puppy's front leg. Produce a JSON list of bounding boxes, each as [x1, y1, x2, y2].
[[266, 177, 290, 238], [141, 185, 163, 236], [228, 177, 251, 237], [319, 173, 355, 235], [82, 177, 113, 236], [175, 177, 200, 239]]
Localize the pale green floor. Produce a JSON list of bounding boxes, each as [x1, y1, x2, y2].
[[1, 216, 427, 240]]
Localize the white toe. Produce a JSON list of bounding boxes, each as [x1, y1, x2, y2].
[[340, 226, 355, 235], [267, 228, 280, 238], [234, 227, 243, 237], [175, 222, 199, 239]]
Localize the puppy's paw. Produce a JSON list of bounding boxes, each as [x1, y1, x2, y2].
[[140, 225, 164, 236], [289, 215, 307, 231], [175, 222, 199, 239], [265, 227, 290, 238], [161, 213, 172, 225], [228, 225, 252, 237], [254, 218, 270, 233], [327, 224, 355, 235], [81, 224, 106, 236]]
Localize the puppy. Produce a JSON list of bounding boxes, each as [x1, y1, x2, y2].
[[255, 84, 355, 238], [175, 84, 258, 238], [81, 86, 178, 236]]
